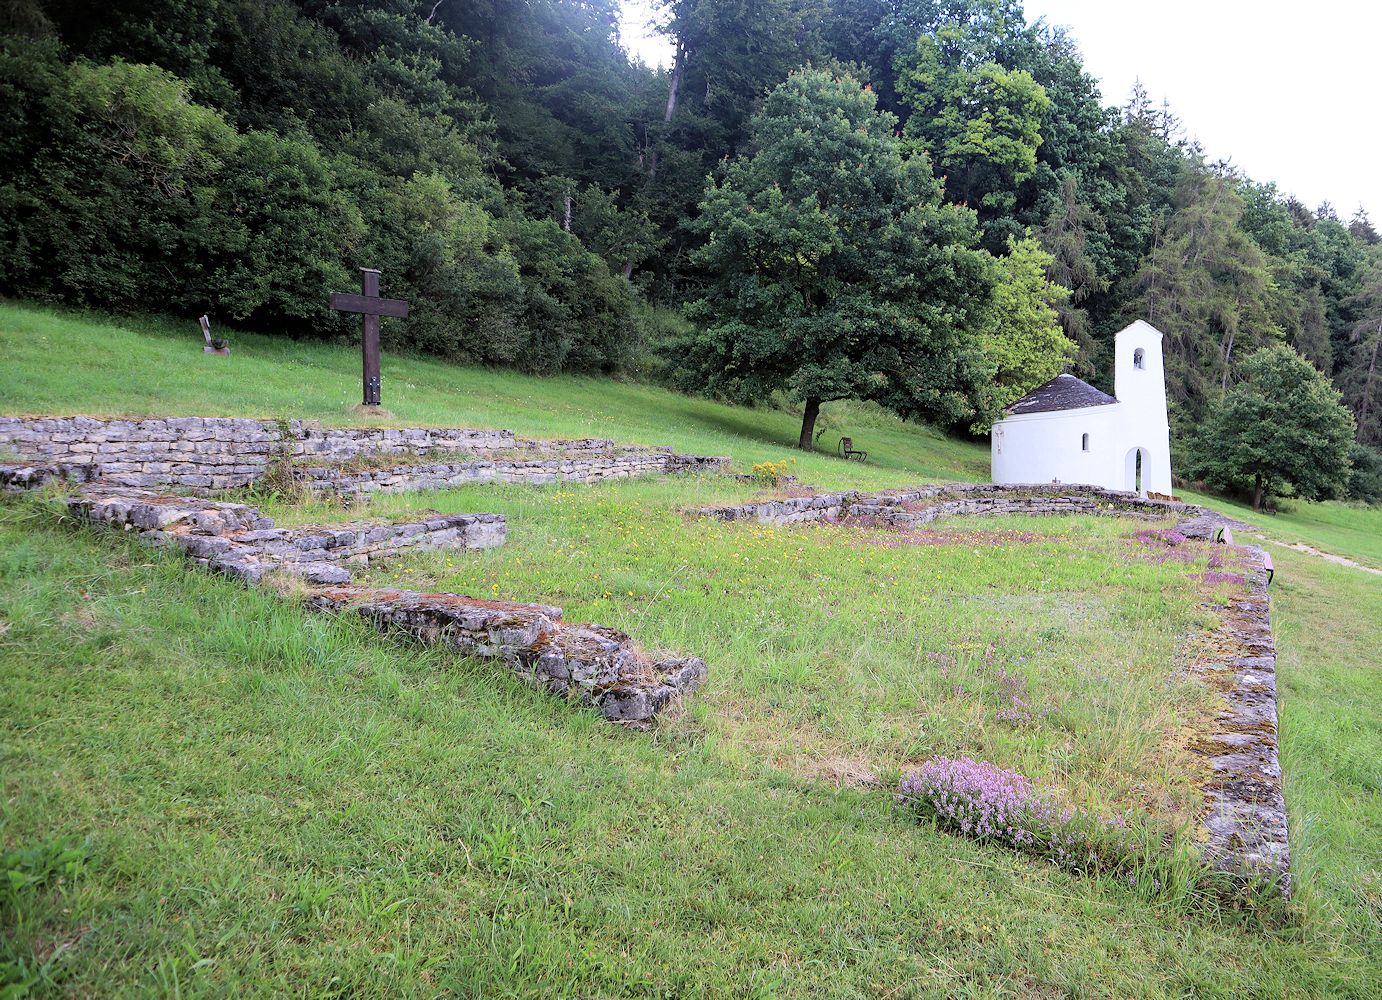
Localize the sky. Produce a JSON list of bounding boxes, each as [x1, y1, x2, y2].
[[616, 0, 1380, 216]]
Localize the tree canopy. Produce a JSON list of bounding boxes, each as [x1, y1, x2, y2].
[[680, 67, 991, 447], [0, 0, 1377, 487], [1186, 346, 1355, 510]]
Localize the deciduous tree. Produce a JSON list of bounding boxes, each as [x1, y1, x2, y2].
[[1188, 346, 1355, 511], [970, 236, 1073, 431], [681, 67, 991, 448]]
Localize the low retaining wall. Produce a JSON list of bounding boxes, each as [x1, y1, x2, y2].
[[32, 480, 702, 724], [307, 588, 707, 723], [693, 482, 1194, 527], [306, 451, 726, 495], [0, 415, 727, 493], [66, 486, 504, 586]]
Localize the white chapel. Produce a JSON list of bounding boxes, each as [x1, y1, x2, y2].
[[990, 320, 1173, 496]]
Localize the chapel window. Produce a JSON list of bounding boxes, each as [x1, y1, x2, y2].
[[1081, 433, 1089, 452], [1133, 348, 1145, 370]]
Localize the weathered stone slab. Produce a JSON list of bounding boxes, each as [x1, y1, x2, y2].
[[0, 462, 102, 491], [306, 587, 706, 723]]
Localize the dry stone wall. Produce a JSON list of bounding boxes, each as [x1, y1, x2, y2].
[[307, 450, 723, 495], [66, 485, 504, 586], [1175, 520, 1289, 886], [1, 416, 282, 489], [693, 482, 1194, 527], [0, 416, 726, 494], [307, 587, 707, 723], [29, 478, 703, 724], [696, 481, 1289, 888]]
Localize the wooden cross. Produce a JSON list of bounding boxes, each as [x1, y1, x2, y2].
[[329, 267, 409, 407]]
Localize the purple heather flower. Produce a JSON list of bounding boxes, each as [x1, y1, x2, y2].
[[899, 757, 1135, 875]]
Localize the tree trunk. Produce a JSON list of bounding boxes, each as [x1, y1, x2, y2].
[[1359, 316, 1381, 432], [663, 40, 684, 123], [1221, 325, 1235, 391], [1252, 473, 1264, 513], [647, 39, 685, 182], [798, 398, 821, 451]]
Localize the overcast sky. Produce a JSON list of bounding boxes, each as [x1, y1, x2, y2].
[[617, 0, 1379, 216]]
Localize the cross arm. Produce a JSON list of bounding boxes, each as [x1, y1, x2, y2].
[[329, 292, 410, 318]]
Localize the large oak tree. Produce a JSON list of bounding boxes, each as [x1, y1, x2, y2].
[[681, 66, 992, 449], [1188, 346, 1355, 511]]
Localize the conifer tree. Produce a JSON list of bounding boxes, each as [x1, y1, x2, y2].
[[1132, 169, 1282, 413]]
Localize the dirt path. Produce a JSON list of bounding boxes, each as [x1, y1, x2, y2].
[[1256, 536, 1382, 576]]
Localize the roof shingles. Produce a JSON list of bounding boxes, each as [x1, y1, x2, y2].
[[1006, 374, 1117, 415]]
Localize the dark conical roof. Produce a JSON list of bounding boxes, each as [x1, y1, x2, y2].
[[1006, 373, 1117, 415]]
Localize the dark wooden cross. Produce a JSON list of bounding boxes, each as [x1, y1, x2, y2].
[[329, 267, 409, 407]]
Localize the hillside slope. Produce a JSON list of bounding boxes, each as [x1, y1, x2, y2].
[[0, 303, 989, 491]]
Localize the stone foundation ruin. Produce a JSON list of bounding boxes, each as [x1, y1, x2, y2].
[[693, 481, 1190, 526], [6, 471, 706, 724], [1, 420, 1287, 878], [64, 485, 505, 585], [308, 587, 706, 723], [0, 415, 727, 494], [1175, 518, 1290, 886], [694, 482, 1290, 888]]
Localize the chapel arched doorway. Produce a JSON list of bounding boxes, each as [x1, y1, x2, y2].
[[1124, 446, 1150, 496]]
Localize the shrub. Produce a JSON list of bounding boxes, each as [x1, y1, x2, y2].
[[899, 756, 1126, 871], [750, 460, 791, 486], [898, 756, 1292, 914]]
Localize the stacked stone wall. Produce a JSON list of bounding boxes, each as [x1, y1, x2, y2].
[[67, 486, 504, 585], [693, 482, 1195, 527], [36, 479, 703, 723], [0, 416, 283, 490], [308, 588, 706, 723], [0, 416, 726, 493], [308, 451, 724, 495], [1174, 520, 1288, 885]]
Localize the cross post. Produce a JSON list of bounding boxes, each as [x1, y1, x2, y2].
[[329, 267, 409, 407]]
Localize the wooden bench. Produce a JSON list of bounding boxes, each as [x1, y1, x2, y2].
[[837, 436, 867, 462]]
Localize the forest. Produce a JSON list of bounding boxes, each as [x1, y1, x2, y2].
[[1, 0, 1378, 500]]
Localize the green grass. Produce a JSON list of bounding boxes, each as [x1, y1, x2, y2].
[[3, 507, 1380, 997], [267, 479, 1226, 827], [3, 302, 1381, 995], [1181, 489, 1382, 571]]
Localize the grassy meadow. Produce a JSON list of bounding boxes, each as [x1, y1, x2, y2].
[[3, 303, 1381, 996]]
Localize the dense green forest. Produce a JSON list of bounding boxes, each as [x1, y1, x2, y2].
[[1, 0, 1378, 497]]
